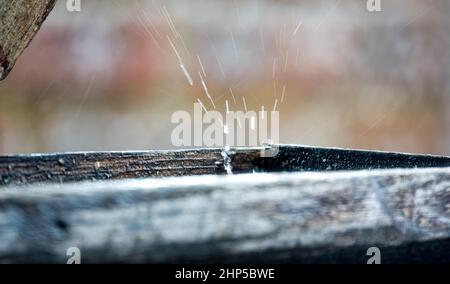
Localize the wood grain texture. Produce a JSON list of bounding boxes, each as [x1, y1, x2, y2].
[[0, 0, 56, 80], [1, 168, 450, 263], [2, 145, 450, 186], [0, 148, 262, 185]]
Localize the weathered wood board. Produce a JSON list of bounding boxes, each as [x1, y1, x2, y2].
[[1, 168, 450, 263], [2, 145, 450, 185], [0, 0, 56, 80], [1, 145, 450, 263], [0, 148, 262, 185]]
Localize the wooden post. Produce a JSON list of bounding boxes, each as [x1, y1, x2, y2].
[[0, 0, 56, 80]]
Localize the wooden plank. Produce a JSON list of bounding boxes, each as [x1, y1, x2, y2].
[[0, 148, 262, 185], [2, 145, 450, 185], [0, 0, 56, 80], [1, 167, 450, 263]]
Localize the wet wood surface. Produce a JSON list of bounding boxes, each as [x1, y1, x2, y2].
[[2, 145, 450, 185]]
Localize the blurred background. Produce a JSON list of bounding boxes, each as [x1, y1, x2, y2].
[[0, 0, 449, 154]]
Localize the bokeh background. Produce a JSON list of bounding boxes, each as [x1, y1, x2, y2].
[[0, 0, 449, 154]]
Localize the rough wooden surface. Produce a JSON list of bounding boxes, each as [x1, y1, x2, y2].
[[0, 0, 56, 80], [0, 148, 262, 185], [2, 145, 450, 185], [2, 145, 450, 263], [1, 168, 450, 263]]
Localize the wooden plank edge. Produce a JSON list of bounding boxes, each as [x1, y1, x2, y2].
[[1, 167, 450, 263]]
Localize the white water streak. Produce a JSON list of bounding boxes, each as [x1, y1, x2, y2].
[[136, 15, 165, 54], [197, 98, 208, 113], [199, 72, 216, 109], [284, 51, 289, 73], [229, 88, 237, 104], [197, 55, 207, 78], [142, 10, 162, 39], [230, 31, 238, 58], [293, 20, 303, 36], [242, 96, 248, 112], [161, 6, 180, 39], [167, 36, 194, 86]]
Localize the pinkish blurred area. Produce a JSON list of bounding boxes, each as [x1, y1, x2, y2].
[[1, 0, 450, 154]]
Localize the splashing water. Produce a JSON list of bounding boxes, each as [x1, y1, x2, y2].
[[197, 55, 207, 78], [197, 98, 208, 113], [180, 63, 194, 86], [167, 36, 194, 86], [292, 20, 303, 36], [242, 96, 248, 112], [281, 85, 286, 102], [229, 88, 237, 104], [221, 145, 233, 175], [199, 72, 216, 109]]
